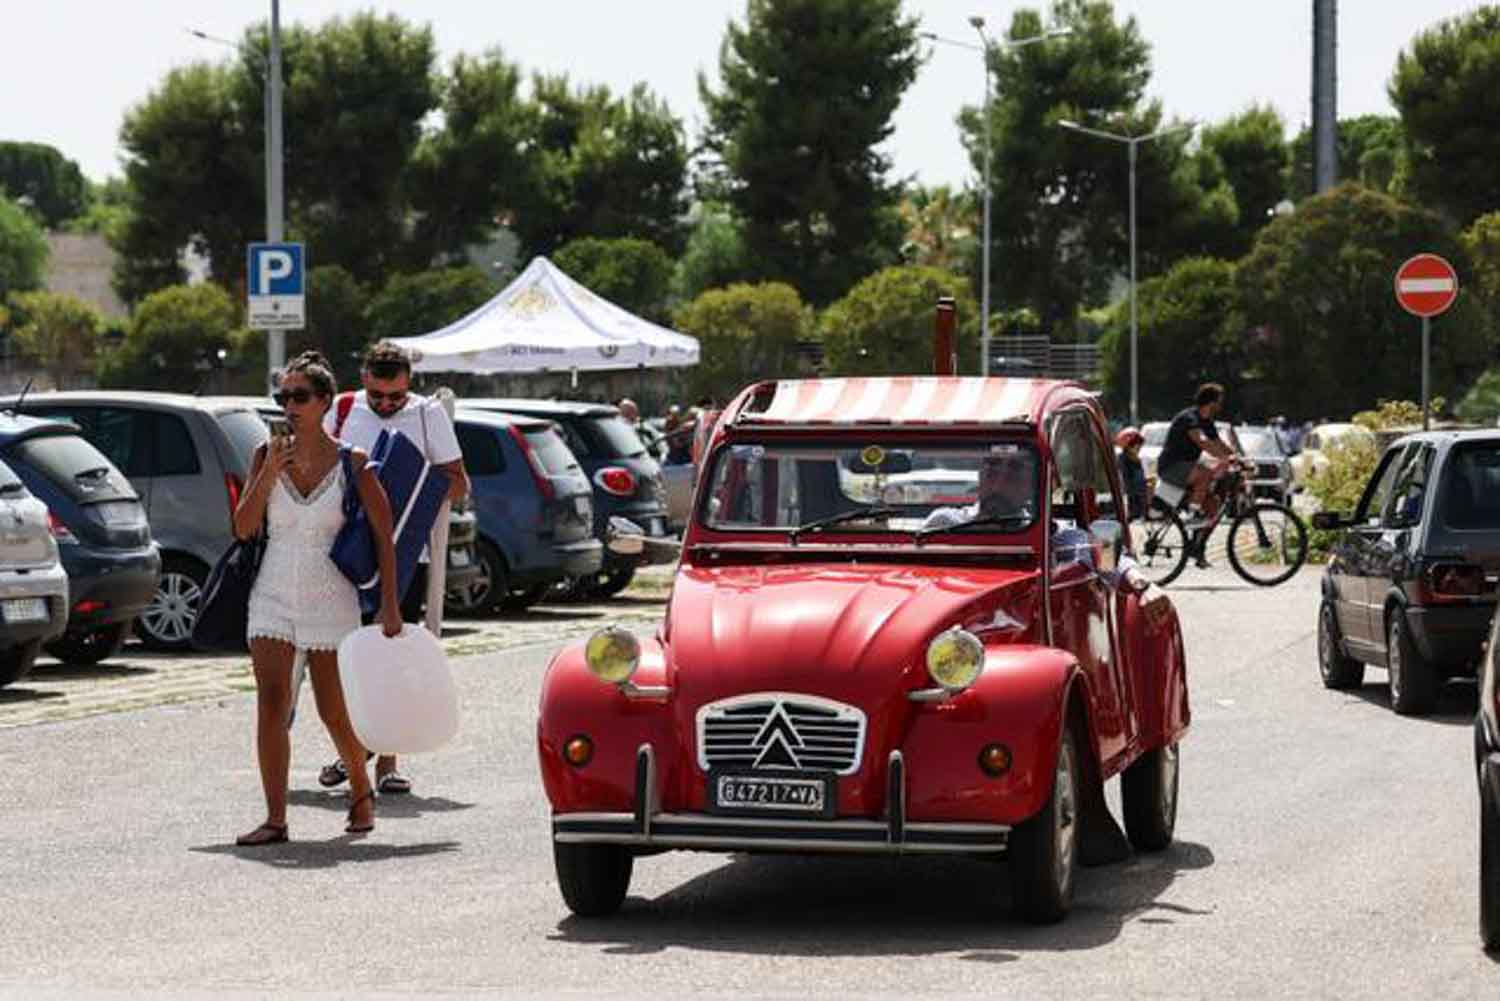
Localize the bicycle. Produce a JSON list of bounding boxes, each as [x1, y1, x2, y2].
[[1128, 460, 1308, 587]]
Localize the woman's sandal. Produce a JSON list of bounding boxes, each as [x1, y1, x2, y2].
[[345, 790, 376, 835], [236, 822, 289, 847]]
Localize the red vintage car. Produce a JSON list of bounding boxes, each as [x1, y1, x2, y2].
[[537, 376, 1190, 923]]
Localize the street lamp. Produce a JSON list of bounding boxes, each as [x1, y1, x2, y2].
[[922, 21, 1069, 376], [1057, 117, 1196, 425], [187, 1, 284, 388]]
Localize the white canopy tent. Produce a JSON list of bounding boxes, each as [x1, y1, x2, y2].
[[388, 256, 699, 375]]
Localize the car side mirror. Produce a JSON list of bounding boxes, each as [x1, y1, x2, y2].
[[1089, 518, 1123, 575], [1310, 511, 1350, 531]]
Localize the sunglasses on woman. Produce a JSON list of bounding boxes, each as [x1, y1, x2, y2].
[[272, 388, 316, 407]]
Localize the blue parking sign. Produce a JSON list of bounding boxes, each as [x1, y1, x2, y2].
[[247, 242, 305, 330]]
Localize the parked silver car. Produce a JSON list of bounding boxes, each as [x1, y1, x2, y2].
[[1235, 424, 1295, 501], [0, 392, 268, 651], [0, 457, 69, 687]]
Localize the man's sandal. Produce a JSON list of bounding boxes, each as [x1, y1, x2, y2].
[[345, 790, 376, 835], [319, 751, 375, 789], [376, 770, 412, 795], [236, 822, 288, 847]]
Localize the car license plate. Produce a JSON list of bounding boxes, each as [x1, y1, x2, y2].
[[709, 771, 835, 818], [2, 598, 48, 624], [573, 496, 590, 518]]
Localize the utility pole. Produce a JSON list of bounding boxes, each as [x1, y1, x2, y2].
[[1312, 0, 1338, 192], [267, 0, 286, 384]]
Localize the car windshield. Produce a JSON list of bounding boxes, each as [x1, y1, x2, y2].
[[1236, 428, 1282, 458], [11, 433, 137, 503], [216, 410, 270, 469], [1441, 442, 1500, 529], [700, 440, 1040, 539], [0, 457, 25, 494], [523, 426, 580, 475], [582, 415, 648, 459]]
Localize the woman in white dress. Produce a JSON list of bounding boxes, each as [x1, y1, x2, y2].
[[234, 352, 403, 846]]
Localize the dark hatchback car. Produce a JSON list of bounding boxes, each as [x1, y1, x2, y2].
[[462, 399, 668, 597], [1476, 609, 1500, 950], [1315, 430, 1500, 715], [0, 414, 160, 665], [447, 409, 601, 615]]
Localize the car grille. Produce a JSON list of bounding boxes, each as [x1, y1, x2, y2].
[[1255, 462, 1282, 479], [696, 693, 867, 775]]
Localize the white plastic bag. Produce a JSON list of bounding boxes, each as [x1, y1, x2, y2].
[[337, 624, 459, 754]]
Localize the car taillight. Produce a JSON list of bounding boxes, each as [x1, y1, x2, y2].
[[1422, 562, 1487, 602], [594, 467, 636, 497], [47, 512, 77, 544], [225, 472, 244, 519], [506, 426, 555, 500]]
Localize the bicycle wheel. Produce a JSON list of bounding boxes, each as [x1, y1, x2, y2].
[[1129, 498, 1190, 587], [1226, 502, 1308, 586]]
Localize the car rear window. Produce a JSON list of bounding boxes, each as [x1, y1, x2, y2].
[[456, 425, 506, 477], [523, 426, 580, 475], [581, 415, 647, 459], [216, 410, 270, 468], [11, 433, 138, 503], [1441, 443, 1500, 529]]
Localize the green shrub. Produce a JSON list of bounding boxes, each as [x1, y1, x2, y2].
[[1306, 435, 1380, 561]]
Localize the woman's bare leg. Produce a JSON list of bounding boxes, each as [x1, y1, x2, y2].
[[307, 650, 375, 830], [242, 638, 295, 840]]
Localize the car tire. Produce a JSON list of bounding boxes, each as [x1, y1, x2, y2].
[[45, 622, 128, 667], [1122, 740, 1179, 853], [137, 556, 207, 651], [501, 582, 552, 612], [0, 639, 41, 688], [1318, 599, 1364, 690], [582, 567, 636, 600], [445, 538, 507, 618], [1387, 611, 1438, 716], [554, 841, 633, 918], [1483, 781, 1500, 952], [1009, 726, 1079, 924]]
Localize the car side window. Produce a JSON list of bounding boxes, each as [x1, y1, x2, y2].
[[147, 412, 200, 476], [456, 425, 504, 477], [1355, 445, 1409, 526], [1049, 412, 1091, 528], [1384, 445, 1433, 528]]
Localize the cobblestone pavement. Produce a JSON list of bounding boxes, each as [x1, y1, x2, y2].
[[0, 567, 671, 730]]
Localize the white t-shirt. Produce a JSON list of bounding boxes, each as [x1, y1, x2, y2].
[[324, 390, 462, 465]]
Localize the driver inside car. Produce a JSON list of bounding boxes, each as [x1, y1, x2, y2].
[[919, 452, 1036, 532]]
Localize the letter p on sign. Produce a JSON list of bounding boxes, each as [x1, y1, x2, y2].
[[257, 250, 294, 294]]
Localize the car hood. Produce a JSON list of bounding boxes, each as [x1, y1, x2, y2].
[[664, 561, 1041, 702]]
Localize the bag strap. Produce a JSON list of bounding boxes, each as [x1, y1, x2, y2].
[[333, 391, 356, 438]]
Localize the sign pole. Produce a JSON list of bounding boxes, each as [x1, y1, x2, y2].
[[1422, 315, 1431, 431]]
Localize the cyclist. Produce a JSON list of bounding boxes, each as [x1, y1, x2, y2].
[[1157, 383, 1239, 567]]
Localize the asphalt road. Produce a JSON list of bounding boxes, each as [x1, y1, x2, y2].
[[1, 565, 1495, 999]]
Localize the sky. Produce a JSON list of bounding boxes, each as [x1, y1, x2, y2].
[[0, 0, 1488, 189]]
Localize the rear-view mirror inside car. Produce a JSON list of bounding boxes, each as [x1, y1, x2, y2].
[[844, 450, 914, 475]]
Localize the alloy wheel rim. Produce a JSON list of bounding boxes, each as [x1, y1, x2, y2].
[[141, 572, 201, 643], [1054, 744, 1077, 894], [453, 558, 492, 610]]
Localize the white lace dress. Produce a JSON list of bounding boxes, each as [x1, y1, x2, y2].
[[246, 460, 361, 652]]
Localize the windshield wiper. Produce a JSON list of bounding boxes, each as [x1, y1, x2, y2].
[[788, 505, 900, 545], [914, 513, 1031, 543]]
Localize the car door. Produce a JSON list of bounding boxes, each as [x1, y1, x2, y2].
[[1333, 443, 1409, 654], [1368, 444, 1434, 654], [1048, 409, 1129, 765]]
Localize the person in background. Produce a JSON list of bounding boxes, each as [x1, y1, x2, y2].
[[616, 397, 641, 428], [236, 351, 402, 845], [664, 405, 693, 466], [1115, 427, 1151, 522], [316, 341, 470, 797]]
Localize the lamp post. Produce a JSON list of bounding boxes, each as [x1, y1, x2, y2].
[[1056, 117, 1196, 425], [187, 1, 284, 388], [921, 22, 1068, 375]]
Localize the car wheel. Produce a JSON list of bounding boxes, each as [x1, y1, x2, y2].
[[582, 567, 636, 600], [553, 841, 633, 917], [0, 640, 41, 688], [1483, 782, 1500, 952], [1387, 611, 1438, 716], [137, 557, 207, 651], [1318, 599, 1364, 690], [500, 582, 552, 612], [45, 622, 128, 667], [445, 539, 507, 617], [1009, 726, 1079, 923], [1122, 740, 1179, 852]]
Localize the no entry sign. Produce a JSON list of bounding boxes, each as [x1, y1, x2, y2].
[[1395, 253, 1459, 318]]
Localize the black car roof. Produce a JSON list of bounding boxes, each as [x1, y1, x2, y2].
[[462, 398, 619, 419], [453, 408, 551, 431]]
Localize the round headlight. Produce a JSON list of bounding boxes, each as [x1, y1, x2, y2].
[[585, 627, 640, 684], [926, 627, 984, 692]]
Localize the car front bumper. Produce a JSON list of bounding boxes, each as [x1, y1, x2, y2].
[[552, 744, 1011, 856]]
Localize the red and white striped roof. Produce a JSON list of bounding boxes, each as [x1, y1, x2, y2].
[[741, 377, 1068, 426]]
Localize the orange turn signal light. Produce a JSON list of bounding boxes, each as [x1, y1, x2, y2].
[[977, 743, 1012, 777], [563, 735, 594, 768]]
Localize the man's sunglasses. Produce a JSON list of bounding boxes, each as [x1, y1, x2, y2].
[[365, 361, 409, 379], [273, 388, 317, 407], [366, 389, 408, 404]]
